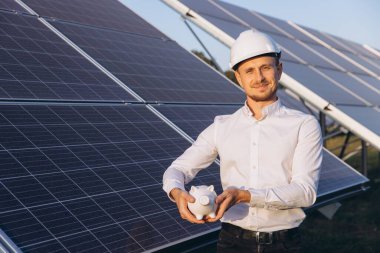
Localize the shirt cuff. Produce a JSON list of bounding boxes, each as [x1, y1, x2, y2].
[[247, 188, 266, 208], [163, 179, 186, 202]]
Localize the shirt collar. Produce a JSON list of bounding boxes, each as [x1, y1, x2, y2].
[[242, 98, 282, 120]]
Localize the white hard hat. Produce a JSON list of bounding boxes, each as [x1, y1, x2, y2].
[[230, 30, 281, 70]]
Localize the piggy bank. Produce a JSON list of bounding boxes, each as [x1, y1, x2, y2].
[[188, 185, 217, 220]]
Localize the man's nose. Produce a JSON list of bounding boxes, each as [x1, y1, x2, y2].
[[253, 70, 265, 84]]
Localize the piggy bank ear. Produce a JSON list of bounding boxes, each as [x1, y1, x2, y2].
[[207, 185, 214, 192], [190, 186, 196, 192]]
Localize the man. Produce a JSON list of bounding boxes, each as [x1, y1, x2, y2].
[[163, 30, 323, 253]]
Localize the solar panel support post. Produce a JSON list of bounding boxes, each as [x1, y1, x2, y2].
[[339, 132, 352, 158], [319, 111, 327, 146], [182, 18, 223, 73], [361, 140, 368, 176]]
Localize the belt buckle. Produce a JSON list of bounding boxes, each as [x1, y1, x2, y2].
[[256, 232, 273, 244]]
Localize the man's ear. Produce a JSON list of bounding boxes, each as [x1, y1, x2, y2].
[[277, 62, 283, 80], [234, 70, 243, 87]]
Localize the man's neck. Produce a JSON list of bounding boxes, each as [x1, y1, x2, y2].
[[247, 97, 277, 120]]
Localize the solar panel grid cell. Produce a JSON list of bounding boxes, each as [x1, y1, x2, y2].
[[0, 11, 135, 102]]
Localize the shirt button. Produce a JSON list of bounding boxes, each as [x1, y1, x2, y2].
[[252, 165, 256, 169], [252, 142, 256, 146]]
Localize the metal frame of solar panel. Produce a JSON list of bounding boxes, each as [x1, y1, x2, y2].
[[0, 1, 371, 253]]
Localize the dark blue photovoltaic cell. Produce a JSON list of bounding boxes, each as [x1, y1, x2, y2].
[[154, 104, 368, 197], [336, 105, 380, 136], [284, 61, 367, 106], [22, 0, 166, 38], [0, 11, 136, 102], [49, 20, 245, 103], [0, 104, 222, 252], [0, 0, 26, 12]]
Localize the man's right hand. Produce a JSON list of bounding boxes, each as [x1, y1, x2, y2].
[[170, 188, 205, 224]]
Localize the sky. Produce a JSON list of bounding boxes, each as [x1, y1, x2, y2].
[[122, 0, 380, 71]]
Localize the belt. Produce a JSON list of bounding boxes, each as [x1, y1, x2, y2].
[[221, 223, 299, 244]]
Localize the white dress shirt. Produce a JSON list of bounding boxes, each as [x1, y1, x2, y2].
[[163, 99, 323, 232]]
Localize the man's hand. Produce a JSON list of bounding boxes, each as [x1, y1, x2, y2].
[[206, 188, 250, 222], [170, 188, 205, 224]]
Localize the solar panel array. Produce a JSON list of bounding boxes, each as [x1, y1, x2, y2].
[[0, 0, 369, 252], [180, 0, 380, 133]]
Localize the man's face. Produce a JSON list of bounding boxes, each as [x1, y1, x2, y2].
[[234, 56, 282, 102]]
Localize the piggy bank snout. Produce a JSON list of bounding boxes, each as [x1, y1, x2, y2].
[[199, 196, 210, 206]]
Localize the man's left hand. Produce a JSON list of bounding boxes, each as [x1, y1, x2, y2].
[[206, 188, 251, 222]]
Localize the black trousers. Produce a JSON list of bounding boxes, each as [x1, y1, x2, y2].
[[217, 223, 302, 253]]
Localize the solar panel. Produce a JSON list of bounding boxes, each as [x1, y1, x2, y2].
[[180, 0, 239, 23], [302, 26, 380, 60], [255, 12, 318, 45], [21, 0, 166, 38], [155, 104, 368, 198], [269, 33, 341, 70], [45, 19, 244, 104], [0, 0, 26, 12], [355, 73, 380, 90], [0, 104, 222, 252], [283, 61, 367, 106], [316, 67, 380, 106], [336, 105, 380, 136], [0, 11, 136, 102]]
